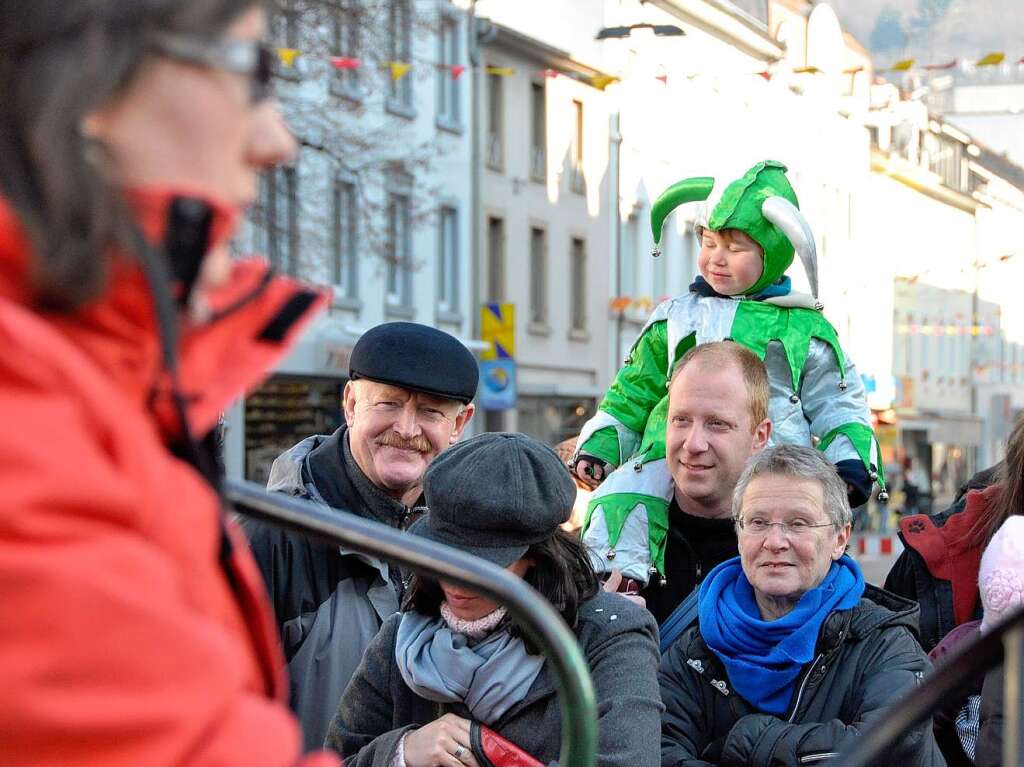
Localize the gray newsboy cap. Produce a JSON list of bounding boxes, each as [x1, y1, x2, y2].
[[413, 432, 577, 567], [349, 321, 479, 404]]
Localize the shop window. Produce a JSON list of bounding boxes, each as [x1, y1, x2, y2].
[[244, 376, 344, 484]]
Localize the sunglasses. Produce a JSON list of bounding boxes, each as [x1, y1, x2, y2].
[[148, 32, 274, 104]]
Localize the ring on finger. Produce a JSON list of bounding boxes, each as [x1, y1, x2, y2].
[[452, 745, 466, 761]]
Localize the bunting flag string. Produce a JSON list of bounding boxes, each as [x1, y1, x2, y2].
[[274, 46, 1024, 87], [273, 46, 621, 89]]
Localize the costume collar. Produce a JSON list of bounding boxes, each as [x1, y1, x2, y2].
[[690, 275, 791, 301]]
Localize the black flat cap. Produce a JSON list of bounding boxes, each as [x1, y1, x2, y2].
[[349, 322, 479, 404], [412, 432, 577, 567]]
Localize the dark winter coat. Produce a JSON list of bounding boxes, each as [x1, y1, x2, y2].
[[975, 664, 1004, 767], [244, 425, 425, 751], [885, 471, 997, 652], [326, 590, 663, 767], [659, 585, 945, 766]]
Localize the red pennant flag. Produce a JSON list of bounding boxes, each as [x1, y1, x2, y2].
[[331, 57, 360, 70], [756, 70, 772, 80], [450, 64, 466, 80], [924, 59, 958, 70], [656, 74, 668, 85]]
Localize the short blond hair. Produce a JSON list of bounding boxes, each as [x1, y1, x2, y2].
[[671, 341, 769, 429]]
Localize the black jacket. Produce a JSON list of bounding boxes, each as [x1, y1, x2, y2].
[[642, 502, 738, 625], [327, 591, 663, 767], [975, 664, 1004, 767], [659, 585, 945, 766], [243, 425, 424, 750], [884, 468, 995, 652]]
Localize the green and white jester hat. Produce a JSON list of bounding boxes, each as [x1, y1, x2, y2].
[[650, 160, 819, 300]]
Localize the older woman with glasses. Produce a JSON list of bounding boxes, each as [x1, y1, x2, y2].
[[659, 445, 943, 766]]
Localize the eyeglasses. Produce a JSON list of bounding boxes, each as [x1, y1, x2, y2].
[[148, 32, 274, 104], [736, 517, 834, 538]]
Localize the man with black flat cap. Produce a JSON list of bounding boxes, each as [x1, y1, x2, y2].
[[244, 321, 478, 750]]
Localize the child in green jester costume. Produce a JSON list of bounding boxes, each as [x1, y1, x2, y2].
[[572, 160, 886, 589]]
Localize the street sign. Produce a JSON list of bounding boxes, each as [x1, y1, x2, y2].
[[481, 303, 515, 360], [479, 359, 517, 410]]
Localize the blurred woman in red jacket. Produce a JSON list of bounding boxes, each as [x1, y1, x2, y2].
[[0, 3, 337, 765]]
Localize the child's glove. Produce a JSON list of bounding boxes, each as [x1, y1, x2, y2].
[[572, 454, 608, 490]]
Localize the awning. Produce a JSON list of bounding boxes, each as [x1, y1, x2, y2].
[[898, 414, 983, 446]]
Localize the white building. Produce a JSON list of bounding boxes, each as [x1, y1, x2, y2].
[[226, 0, 479, 480], [863, 88, 1024, 502], [472, 19, 615, 443]]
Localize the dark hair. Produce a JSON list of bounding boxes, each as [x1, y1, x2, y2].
[[0, 0, 259, 311], [401, 529, 600, 654], [967, 414, 1024, 550]]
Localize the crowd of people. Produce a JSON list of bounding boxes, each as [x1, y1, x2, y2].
[[2, 2, 1023, 767]]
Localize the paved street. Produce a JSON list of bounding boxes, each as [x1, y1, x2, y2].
[[851, 534, 902, 587]]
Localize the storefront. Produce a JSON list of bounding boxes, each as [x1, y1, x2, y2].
[[242, 375, 345, 483], [515, 394, 598, 448], [898, 413, 982, 511]]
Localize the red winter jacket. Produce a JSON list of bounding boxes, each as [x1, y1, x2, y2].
[[0, 190, 338, 767]]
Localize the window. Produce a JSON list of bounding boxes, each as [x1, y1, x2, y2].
[[621, 210, 638, 298], [436, 13, 460, 128], [529, 226, 548, 326], [570, 237, 587, 332], [653, 246, 667, 300], [386, 191, 412, 308], [331, 176, 358, 299], [271, 0, 301, 81], [570, 99, 585, 193], [282, 167, 299, 275], [331, 1, 361, 98], [487, 216, 505, 302], [255, 167, 299, 274], [486, 71, 504, 170], [437, 206, 459, 316], [680, 222, 697, 291], [530, 82, 546, 182], [388, 0, 413, 111]]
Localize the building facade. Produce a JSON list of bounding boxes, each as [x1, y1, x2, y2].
[[226, 0, 479, 480]]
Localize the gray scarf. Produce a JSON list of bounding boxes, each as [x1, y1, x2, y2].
[[395, 611, 545, 724]]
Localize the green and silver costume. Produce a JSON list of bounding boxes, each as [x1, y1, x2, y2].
[[575, 161, 885, 585]]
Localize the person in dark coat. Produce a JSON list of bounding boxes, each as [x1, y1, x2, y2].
[[885, 415, 1024, 652], [660, 445, 943, 766], [244, 321, 478, 750], [326, 432, 662, 767]]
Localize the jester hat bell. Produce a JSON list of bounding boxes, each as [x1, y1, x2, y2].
[[651, 160, 818, 298]]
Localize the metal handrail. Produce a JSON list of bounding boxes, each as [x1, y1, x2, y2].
[[226, 479, 598, 767], [838, 603, 1024, 767]]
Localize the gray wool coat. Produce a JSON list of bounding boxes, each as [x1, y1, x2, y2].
[[326, 590, 663, 767]]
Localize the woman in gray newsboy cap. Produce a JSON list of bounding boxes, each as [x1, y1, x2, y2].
[[326, 432, 661, 767]]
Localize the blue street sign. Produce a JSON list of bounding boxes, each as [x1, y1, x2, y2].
[[479, 359, 517, 410]]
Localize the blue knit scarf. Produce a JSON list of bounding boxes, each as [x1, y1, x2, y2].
[[698, 555, 865, 715]]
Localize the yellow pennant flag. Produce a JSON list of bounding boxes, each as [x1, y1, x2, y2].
[[389, 61, 412, 80], [976, 52, 1006, 67], [793, 66, 821, 74], [889, 58, 915, 72], [276, 47, 300, 67], [591, 74, 619, 90], [484, 66, 515, 76]]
